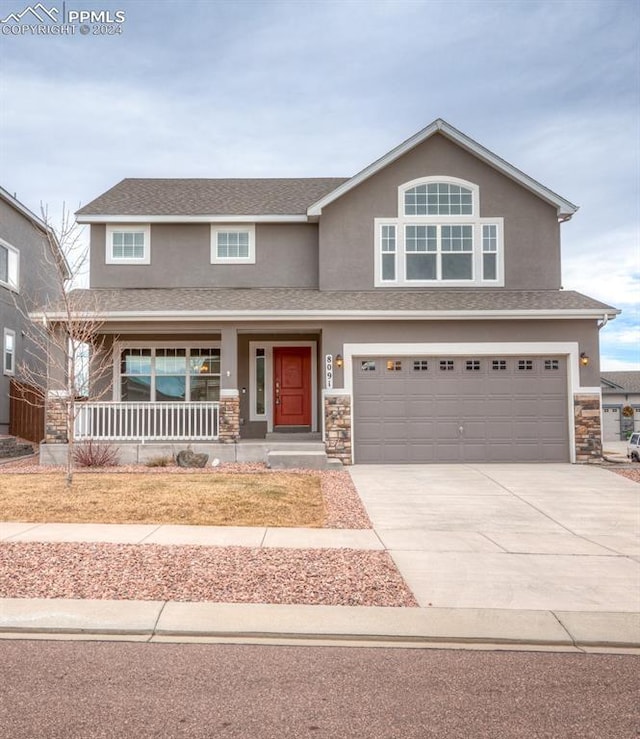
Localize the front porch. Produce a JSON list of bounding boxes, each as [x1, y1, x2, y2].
[[40, 324, 353, 467]]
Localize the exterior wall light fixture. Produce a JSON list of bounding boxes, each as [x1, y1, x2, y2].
[[580, 352, 590, 367], [335, 354, 344, 368]]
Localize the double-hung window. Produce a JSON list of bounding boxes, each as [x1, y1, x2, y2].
[[375, 177, 503, 286], [0, 240, 19, 290], [106, 225, 151, 264], [211, 225, 256, 264], [3, 329, 15, 375]]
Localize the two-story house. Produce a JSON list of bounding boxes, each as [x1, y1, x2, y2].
[[41, 120, 617, 465], [1, 186, 64, 440]]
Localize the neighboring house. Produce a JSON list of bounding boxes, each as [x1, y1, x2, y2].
[[601, 372, 640, 441], [42, 119, 618, 464], [0, 187, 63, 437]]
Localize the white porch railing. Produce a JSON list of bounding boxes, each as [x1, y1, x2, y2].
[[74, 402, 219, 442]]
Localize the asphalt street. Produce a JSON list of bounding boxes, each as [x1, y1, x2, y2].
[[0, 640, 637, 738]]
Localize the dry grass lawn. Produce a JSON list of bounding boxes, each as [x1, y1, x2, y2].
[[0, 473, 324, 527]]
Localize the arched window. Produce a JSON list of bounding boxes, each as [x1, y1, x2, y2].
[[404, 182, 473, 216]]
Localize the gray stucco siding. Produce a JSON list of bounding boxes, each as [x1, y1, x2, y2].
[[321, 318, 602, 389], [0, 198, 57, 434], [318, 133, 562, 291], [90, 223, 319, 289]]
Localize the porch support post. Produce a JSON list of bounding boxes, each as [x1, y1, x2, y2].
[[574, 393, 602, 462], [45, 324, 70, 443], [324, 391, 352, 465], [219, 327, 240, 442]]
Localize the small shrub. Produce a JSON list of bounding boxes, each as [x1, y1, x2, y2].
[[73, 441, 120, 468], [145, 455, 174, 468]]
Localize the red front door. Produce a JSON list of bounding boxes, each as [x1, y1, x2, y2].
[[274, 347, 311, 427]]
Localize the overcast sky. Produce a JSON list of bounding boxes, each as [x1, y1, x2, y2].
[[1, 0, 638, 369]]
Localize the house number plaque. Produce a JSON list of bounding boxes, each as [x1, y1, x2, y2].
[[325, 354, 333, 390]]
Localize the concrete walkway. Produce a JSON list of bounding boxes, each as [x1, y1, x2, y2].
[[0, 463, 638, 651]]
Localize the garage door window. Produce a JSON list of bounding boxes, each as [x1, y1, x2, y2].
[[492, 360, 507, 371], [440, 360, 455, 371], [413, 360, 429, 371], [386, 360, 402, 371]]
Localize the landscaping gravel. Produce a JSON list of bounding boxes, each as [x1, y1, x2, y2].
[[611, 467, 640, 484], [0, 542, 417, 607]]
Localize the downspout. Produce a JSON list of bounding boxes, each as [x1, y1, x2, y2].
[[598, 314, 609, 330]]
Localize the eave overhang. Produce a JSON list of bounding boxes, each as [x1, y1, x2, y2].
[[75, 214, 309, 224], [32, 307, 620, 323]]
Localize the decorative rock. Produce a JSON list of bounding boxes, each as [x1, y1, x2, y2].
[[176, 450, 209, 468]]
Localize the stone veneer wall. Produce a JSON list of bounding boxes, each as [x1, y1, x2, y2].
[[218, 394, 240, 442], [45, 395, 68, 443], [324, 394, 352, 464], [574, 394, 603, 462]]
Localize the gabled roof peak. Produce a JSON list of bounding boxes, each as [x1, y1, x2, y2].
[[307, 118, 578, 219]]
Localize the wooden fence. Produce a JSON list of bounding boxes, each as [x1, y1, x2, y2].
[[9, 380, 45, 443]]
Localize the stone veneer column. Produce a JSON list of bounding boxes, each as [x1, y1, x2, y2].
[[45, 393, 69, 443], [218, 390, 240, 443], [574, 394, 602, 462], [324, 393, 352, 464]]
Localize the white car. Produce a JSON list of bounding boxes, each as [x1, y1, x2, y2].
[[627, 432, 640, 462]]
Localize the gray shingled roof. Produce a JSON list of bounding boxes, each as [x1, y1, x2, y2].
[[61, 288, 615, 315], [601, 372, 640, 394], [76, 178, 349, 217]]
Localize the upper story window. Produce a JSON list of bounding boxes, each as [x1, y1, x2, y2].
[[404, 182, 473, 216], [0, 239, 19, 290], [106, 225, 151, 265], [375, 177, 504, 287], [210, 225, 256, 264]]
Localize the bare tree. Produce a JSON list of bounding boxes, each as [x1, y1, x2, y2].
[[12, 204, 115, 486]]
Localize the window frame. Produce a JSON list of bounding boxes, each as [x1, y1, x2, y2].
[[105, 224, 151, 265], [210, 224, 256, 265], [0, 238, 20, 291], [114, 342, 221, 402], [3, 328, 16, 376], [374, 177, 504, 287]]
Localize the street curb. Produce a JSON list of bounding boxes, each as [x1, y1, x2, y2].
[[0, 599, 638, 650]]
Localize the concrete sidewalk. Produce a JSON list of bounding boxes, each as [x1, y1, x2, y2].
[[1, 598, 638, 651], [0, 463, 638, 651]]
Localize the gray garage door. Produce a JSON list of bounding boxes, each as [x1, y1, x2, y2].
[[602, 407, 621, 442], [353, 356, 569, 463]]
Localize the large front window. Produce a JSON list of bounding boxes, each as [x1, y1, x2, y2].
[[374, 177, 503, 286], [120, 347, 220, 402]]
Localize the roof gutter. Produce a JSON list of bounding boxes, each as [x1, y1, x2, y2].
[[31, 308, 621, 323]]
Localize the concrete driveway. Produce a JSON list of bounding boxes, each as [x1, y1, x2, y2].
[[349, 464, 640, 613]]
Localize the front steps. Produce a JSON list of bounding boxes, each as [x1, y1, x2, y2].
[[0, 435, 35, 460]]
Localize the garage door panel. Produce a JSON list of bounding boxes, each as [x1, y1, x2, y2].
[[462, 399, 488, 417], [353, 355, 569, 463]]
